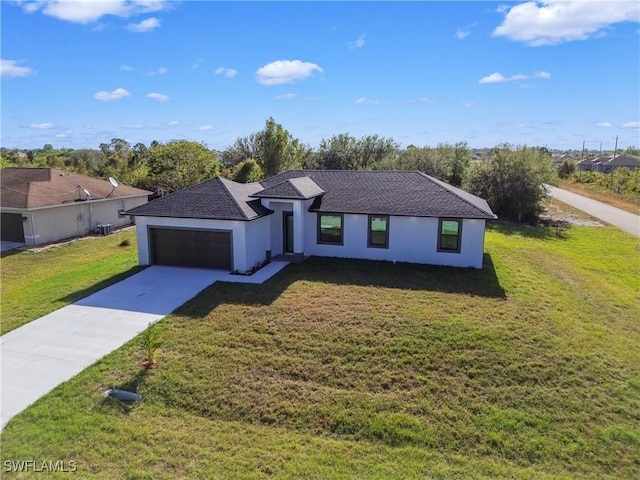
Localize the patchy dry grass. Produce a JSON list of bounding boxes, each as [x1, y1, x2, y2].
[[559, 180, 640, 214], [0, 229, 142, 334], [1, 224, 639, 479]]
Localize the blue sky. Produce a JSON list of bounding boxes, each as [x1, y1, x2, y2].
[[2, 0, 639, 151]]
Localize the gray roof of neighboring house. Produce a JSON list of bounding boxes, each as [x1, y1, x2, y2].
[[1, 167, 150, 209], [127, 170, 496, 221], [603, 155, 640, 166], [251, 176, 325, 200]]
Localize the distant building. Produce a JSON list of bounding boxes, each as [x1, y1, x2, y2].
[[577, 155, 640, 173], [1, 168, 150, 246]]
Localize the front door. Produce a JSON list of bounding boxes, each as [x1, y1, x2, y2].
[[283, 212, 294, 254]]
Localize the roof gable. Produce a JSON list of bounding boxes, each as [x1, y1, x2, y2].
[[251, 176, 324, 200], [126, 177, 272, 220]]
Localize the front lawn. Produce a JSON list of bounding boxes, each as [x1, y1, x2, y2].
[[1, 224, 638, 479], [0, 229, 142, 334]]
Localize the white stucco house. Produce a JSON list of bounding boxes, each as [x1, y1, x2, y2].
[[126, 170, 496, 272], [1, 168, 150, 246]]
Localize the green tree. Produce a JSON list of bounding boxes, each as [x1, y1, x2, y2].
[[557, 159, 575, 179], [315, 133, 398, 170], [146, 140, 221, 192], [233, 159, 264, 183], [221, 118, 309, 176], [463, 144, 557, 223]]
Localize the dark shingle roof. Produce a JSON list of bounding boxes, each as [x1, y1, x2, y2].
[[262, 170, 496, 219], [127, 170, 496, 221], [1, 168, 150, 209], [126, 177, 272, 220], [251, 176, 324, 200]]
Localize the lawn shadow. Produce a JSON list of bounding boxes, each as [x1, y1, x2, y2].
[[55, 266, 146, 304], [174, 254, 506, 319], [488, 221, 569, 240]]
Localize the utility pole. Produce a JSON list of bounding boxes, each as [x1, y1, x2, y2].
[[579, 140, 585, 181], [611, 136, 618, 187]]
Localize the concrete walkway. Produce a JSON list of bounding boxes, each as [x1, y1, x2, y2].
[[0, 262, 288, 429], [546, 185, 639, 237]]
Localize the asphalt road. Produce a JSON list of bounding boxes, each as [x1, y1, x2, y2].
[[545, 185, 639, 237]]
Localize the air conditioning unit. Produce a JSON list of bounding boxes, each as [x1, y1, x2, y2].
[[96, 224, 113, 235]]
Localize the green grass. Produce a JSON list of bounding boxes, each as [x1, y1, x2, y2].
[[1, 224, 639, 479], [0, 229, 143, 334]]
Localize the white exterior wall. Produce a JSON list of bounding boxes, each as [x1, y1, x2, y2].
[[302, 212, 486, 269], [244, 216, 271, 271], [266, 201, 295, 256], [134, 215, 267, 273], [22, 196, 146, 246]]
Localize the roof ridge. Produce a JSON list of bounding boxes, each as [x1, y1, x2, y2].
[[218, 177, 251, 220], [416, 171, 496, 219]]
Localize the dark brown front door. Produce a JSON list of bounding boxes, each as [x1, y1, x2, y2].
[[150, 228, 232, 270]]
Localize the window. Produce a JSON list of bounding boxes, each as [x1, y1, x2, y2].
[[438, 219, 462, 253], [368, 215, 389, 248], [318, 214, 343, 245]]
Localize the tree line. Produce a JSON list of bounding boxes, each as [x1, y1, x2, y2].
[[2, 117, 561, 223]]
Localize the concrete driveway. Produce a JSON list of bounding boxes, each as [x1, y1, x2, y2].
[[1, 262, 287, 429], [546, 185, 639, 237]]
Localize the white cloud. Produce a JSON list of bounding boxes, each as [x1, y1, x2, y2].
[[120, 64, 134, 71], [534, 70, 551, 79], [596, 122, 613, 128], [479, 72, 507, 83], [479, 72, 529, 83], [621, 121, 640, 128], [147, 67, 167, 75], [215, 67, 238, 78], [348, 34, 366, 49], [355, 97, 380, 105], [455, 23, 477, 40], [256, 60, 323, 86], [192, 58, 206, 69], [493, 1, 640, 46], [408, 97, 435, 105], [197, 125, 214, 131], [55, 130, 72, 138], [29, 122, 55, 129], [463, 101, 478, 108], [146, 92, 169, 102], [22, 0, 170, 24], [167, 120, 179, 126], [124, 124, 145, 129], [276, 93, 298, 100], [127, 17, 160, 32], [1, 59, 34, 79], [93, 87, 131, 101], [496, 5, 509, 14]]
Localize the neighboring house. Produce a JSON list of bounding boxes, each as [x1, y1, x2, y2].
[[579, 155, 640, 173], [552, 154, 576, 165], [127, 170, 496, 271], [1, 168, 150, 246], [595, 155, 640, 173]]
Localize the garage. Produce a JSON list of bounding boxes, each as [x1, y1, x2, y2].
[[1, 213, 25, 243], [149, 227, 232, 270]]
